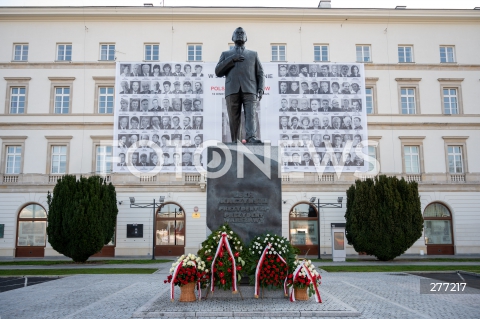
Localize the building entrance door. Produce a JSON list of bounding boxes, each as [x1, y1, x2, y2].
[[15, 204, 47, 257], [424, 203, 454, 255], [155, 203, 185, 256], [289, 202, 319, 256]]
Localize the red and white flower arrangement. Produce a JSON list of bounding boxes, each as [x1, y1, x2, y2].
[[197, 224, 245, 293], [245, 233, 297, 298], [286, 259, 322, 302], [164, 253, 208, 300]]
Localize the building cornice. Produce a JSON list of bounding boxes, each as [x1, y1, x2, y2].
[[0, 7, 478, 23], [1, 62, 480, 71]]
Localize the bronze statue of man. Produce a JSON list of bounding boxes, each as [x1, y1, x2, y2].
[[215, 27, 264, 143]]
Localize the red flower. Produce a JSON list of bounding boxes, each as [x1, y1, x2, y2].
[[236, 265, 242, 271], [234, 252, 240, 257], [206, 256, 212, 261], [219, 272, 225, 278], [220, 278, 226, 285], [218, 261, 223, 267]]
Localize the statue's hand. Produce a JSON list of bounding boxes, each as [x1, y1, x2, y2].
[[257, 89, 264, 101], [232, 54, 245, 62]]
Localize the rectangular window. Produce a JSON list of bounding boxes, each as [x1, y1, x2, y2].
[[440, 46, 455, 63], [313, 45, 329, 62], [100, 44, 115, 61], [57, 44, 72, 61], [356, 45, 371, 62], [51, 146, 67, 174], [10, 87, 26, 114], [187, 44, 202, 61], [365, 87, 374, 114], [404, 146, 420, 173], [13, 44, 28, 61], [5, 146, 22, 174], [98, 87, 114, 114], [144, 44, 159, 61], [271, 45, 286, 61], [398, 46, 413, 63], [443, 88, 458, 114], [54, 87, 70, 114], [448, 146, 463, 173], [400, 88, 416, 114], [96, 146, 112, 174]]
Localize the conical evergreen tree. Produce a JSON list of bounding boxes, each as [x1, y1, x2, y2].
[[345, 175, 423, 261], [47, 175, 118, 262]]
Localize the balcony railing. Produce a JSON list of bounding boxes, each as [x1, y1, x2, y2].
[[49, 175, 63, 183], [405, 174, 422, 182], [3, 175, 18, 183], [140, 175, 157, 182], [450, 174, 465, 182], [318, 174, 334, 182], [185, 174, 201, 183]]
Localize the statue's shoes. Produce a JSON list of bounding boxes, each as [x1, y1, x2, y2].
[[246, 138, 262, 144]]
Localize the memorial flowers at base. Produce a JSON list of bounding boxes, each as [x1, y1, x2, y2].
[[164, 253, 208, 300], [197, 223, 245, 293], [245, 233, 298, 297], [286, 259, 322, 302]]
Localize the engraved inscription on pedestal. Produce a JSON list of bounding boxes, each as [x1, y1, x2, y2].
[[207, 144, 281, 244]]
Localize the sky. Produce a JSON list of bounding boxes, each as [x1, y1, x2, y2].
[[0, 0, 478, 9]]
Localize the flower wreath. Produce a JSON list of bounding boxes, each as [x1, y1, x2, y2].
[[197, 223, 245, 293], [164, 253, 208, 300], [286, 259, 322, 302], [245, 233, 298, 297]]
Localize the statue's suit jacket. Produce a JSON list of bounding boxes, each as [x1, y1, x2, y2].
[[215, 48, 264, 98]]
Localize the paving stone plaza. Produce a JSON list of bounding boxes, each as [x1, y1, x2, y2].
[[1, 264, 479, 319]]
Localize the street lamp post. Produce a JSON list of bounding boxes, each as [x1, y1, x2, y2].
[[129, 196, 165, 260], [310, 196, 343, 260]]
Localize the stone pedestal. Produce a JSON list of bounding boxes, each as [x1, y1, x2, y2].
[[207, 143, 281, 244]]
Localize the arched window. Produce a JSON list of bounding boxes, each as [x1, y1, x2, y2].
[[155, 202, 185, 256], [16, 203, 47, 257], [289, 202, 318, 256], [424, 202, 454, 255]]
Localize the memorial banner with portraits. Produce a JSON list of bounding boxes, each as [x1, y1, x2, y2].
[[115, 62, 209, 174], [114, 61, 368, 174], [272, 63, 368, 173]]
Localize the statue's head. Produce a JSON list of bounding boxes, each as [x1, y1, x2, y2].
[[232, 27, 247, 44]]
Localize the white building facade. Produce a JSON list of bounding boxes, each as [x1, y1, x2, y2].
[[0, 6, 479, 257]]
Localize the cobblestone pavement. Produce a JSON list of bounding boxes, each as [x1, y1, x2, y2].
[[1, 268, 479, 319]]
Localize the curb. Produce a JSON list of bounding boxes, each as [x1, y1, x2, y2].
[[131, 310, 361, 317]]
